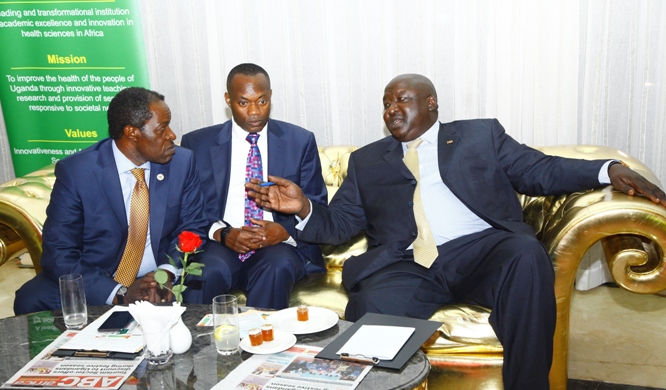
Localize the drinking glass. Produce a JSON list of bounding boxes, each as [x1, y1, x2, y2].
[[146, 362, 176, 389], [58, 274, 88, 329], [212, 295, 240, 355], [143, 329, 173, 366]]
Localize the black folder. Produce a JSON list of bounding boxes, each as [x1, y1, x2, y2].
[[315, 312, 442, 370]]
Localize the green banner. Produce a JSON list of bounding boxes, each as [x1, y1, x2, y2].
[[0, 0, 149, 177]]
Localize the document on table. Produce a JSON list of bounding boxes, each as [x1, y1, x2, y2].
[[61, 306, 144, 354], [336, 325, 415, 361]]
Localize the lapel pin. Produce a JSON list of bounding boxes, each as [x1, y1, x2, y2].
[[157, 173, 164, 181], [447, 140, 453, 144]]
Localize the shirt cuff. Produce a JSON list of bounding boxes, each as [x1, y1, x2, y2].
[[106, 285, 122, 305], [159, 264, 180, 283], [295, 199, 313, 231], [210, 220, 227, 241], [598, 160, 615, 184]]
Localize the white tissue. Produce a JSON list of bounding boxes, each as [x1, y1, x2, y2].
[[128, 301, 186, 355]]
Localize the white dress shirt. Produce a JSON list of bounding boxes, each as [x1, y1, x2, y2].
[[209, 119, 296, 246]]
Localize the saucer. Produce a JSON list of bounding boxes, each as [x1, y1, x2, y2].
[[266, 306, 339, 335]]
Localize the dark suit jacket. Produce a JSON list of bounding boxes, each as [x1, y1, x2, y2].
[[181, 118, 328, 271], [40, 138, 209, 305], [299, 119, 607, 289]]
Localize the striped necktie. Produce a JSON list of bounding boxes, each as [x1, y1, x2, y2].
[[240, 133, 264, 262], [114, 168, 150, 286], [403, 139, 438, 268]]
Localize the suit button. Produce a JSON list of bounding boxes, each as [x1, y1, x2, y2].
[[411, 180, 417, 185], [408, 201, 414, 207], [411, 231, 417, 237]]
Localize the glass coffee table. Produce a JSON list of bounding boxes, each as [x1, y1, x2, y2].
[[0, 305, 429, 390]]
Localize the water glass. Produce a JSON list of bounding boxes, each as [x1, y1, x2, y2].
[[146, 361, 176, 388], [212, 294, 240, 355], [142, 329, 173, 367], [58, 274, 88, 329]]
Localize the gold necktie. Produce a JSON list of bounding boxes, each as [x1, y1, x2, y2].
[[404, 139, 438, 268], [114, 168, 150, 286]]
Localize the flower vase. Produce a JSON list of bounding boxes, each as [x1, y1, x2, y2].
[[170, 316, 192, 354]]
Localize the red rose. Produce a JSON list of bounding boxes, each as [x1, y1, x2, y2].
[[178, 231, 202, 253]]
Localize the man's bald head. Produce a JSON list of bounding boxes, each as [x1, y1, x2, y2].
[[382, 74, 439, 142], [387, 74, 438, 105]]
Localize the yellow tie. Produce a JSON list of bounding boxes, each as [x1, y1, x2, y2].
[[404, 139, 438, 268], [114, 168, 150, 287]]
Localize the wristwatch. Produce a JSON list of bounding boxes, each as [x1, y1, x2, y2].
[[608, 160, 629, 173], [220, 226, 232, 245], [115, 286, 128, 304]]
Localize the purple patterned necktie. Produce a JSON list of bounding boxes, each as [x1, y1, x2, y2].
[[240, 133, 264, 261]]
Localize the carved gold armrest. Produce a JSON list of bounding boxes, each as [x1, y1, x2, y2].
[[601, 234, 666, 294], [0, 164, 55, 273], [540, 186, 666, 389]]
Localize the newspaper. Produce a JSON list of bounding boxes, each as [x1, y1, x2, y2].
[[2, 331, 142, 389], [214, 345, 372, 390]]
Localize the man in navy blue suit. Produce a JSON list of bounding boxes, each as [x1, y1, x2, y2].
[[247, 74, 666, 389], [14, 87, 209, 314], [180, 63, 327, 309]]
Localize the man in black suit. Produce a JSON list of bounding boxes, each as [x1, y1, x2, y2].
[[247, 74, 666, 389]]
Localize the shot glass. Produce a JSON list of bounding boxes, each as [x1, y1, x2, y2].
[[212, 295, 240, 355], [58, 274, 88, 330], [248, 327, 263, 346], [297, 305, 309, 321], [261, 323, 274, 342]]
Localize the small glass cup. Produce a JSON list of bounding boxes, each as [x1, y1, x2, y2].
[[261, 324, 274, 342], [142, 329, 173, 367], [297, 305, 309, 321], [248, 327, 263, 346]]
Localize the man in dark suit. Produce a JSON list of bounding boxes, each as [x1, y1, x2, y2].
[[181, 63, 327, 309], [247, 74, 666, 389], [14, 87, 209, 314]]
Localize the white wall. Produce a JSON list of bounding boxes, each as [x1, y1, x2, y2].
[[1, 0, 665, 186]]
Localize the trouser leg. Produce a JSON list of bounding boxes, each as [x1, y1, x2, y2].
[[181, 241, 235, 304], [450, 230, 555, 390], [14, 273, 61, 314], [343, 228, 555, 389], [243, 244, 307, 310]]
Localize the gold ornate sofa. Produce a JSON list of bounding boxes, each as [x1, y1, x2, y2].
[[2, 145, 665, 389], [0, 164, 54, 274]]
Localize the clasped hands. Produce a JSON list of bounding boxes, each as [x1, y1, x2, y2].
[[218, 218, 290, 254], [120, 271, 174, 305]]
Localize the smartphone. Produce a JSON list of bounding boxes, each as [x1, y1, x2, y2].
[[97, 311, 135, 332]]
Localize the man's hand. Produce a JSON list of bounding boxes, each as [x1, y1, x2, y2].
[[245, 176, 311, 219], [125, 271, 174, 304], [609, 164, 666, 208], [223, 221, 289, 253]]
